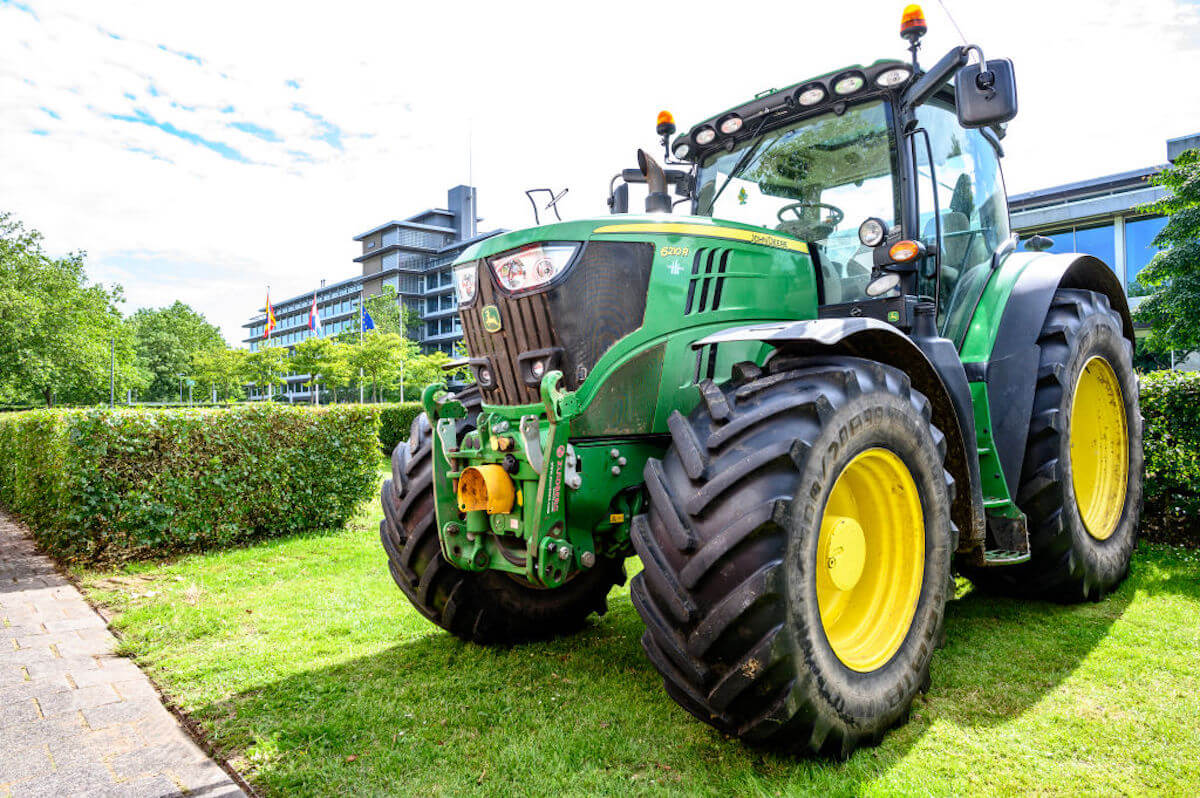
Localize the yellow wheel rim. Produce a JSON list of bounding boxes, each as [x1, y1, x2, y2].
[[1070, 356, 1128, 540], [816, 448, 924, 673]]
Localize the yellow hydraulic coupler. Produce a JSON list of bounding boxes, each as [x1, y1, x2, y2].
[[457, 465, 516, 514]]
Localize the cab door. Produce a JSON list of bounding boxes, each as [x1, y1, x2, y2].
[[911, 99, 1012, 346]]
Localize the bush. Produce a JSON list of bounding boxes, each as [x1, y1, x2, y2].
[[0, 405, 380, 563], [1139, 370, 1200, 545], [376, 402, 424, 454]]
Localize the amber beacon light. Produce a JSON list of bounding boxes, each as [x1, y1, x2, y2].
[[656, 110, 676, 136], [900, 4, 927, 42]]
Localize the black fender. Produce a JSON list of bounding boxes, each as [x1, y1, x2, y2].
[[975, 254, 1135, 501], [693, 318, 986, 551]]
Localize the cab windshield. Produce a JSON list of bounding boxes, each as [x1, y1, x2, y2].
[[695, 101, 899, 304]]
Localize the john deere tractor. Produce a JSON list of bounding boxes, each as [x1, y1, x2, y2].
[[379, 6, 1142, 755]]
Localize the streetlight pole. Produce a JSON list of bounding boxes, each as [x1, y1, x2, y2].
[[109, 337, 115, 408], [178, 374, 184, 403]]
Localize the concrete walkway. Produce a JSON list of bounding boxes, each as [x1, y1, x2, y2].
[[0, 513, 246, 798]]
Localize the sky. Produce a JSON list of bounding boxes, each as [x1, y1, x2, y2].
[[2, 0, 1199, 344]]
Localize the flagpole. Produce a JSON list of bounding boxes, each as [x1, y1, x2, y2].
[[358, 287, 365, 404], [313, 291, 320, 407], [266, 286, 273, 403]]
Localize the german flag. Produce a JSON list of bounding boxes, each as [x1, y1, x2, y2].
[[265, 290, 277, 339]]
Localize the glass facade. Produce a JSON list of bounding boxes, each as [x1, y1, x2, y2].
[[1019, 223, 1116, 267], [1074, 223, 1116, 269], [1125, 216, 1167, 289]]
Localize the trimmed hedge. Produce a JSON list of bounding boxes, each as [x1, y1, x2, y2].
[[3, 373, 1196, 561], [0, 405, 380, 563], [1140, 370, 1200, 545], [376, 402, 424, 454]]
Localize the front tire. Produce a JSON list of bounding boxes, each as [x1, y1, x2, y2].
[[379, 388, 625, 644], [631, 357, 954, 756]]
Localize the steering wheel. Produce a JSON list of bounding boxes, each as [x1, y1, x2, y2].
[[777, 202, 845, 228]]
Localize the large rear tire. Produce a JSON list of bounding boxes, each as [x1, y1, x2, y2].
[[380, 387, 625, 644], [631, 357, 954, 756], [970, 288, 1142, 601]]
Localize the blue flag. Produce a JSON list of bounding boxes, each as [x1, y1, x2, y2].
[[361, 306, 375, 331]]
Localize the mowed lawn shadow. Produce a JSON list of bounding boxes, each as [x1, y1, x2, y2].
[[933, 578, 1133, 729], [188, 554, 1146, 796]]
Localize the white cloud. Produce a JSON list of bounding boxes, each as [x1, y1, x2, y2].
[[2, 0, 1198, 343]]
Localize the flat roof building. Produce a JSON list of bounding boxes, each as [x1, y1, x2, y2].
[[353, 185, 501, 355], [241, 184, 502, 401], [1009, 133, 1199, 304]]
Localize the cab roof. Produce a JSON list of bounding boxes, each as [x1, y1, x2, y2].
[[679, 59, 911, 161]]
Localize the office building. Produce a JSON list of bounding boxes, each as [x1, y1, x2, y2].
[[1009, 133, 1199, 307], [242, 184, 501, 401]]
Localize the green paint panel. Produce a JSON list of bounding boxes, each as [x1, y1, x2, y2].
[[958, 251, 1050, 364]]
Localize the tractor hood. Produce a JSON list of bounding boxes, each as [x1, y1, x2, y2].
[[453, 213, 815, 409], [455, 214, 807, 265]]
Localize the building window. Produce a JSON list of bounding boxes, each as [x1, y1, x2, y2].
[[1074, 223, 1116, 270], [1125, 216, 1167, 290], [1019, 223, 1115, 274]]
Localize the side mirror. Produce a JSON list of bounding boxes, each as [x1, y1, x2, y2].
[[955, 57, 1017, 128]]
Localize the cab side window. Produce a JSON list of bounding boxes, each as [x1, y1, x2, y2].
[[913, 101, 1010, 343]]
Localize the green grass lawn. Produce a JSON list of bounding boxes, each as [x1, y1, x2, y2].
[[78, 492, 1200, 797]]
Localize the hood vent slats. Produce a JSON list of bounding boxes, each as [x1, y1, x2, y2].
[[684, 248, 732, 315]]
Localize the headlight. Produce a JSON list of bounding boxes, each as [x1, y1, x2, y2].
[[858, 217, 888, 247], [833, 72, 865, 95], [488, 243, 579, 294], [453, 263, 478, 304]]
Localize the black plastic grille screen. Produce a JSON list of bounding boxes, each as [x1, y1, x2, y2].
[[459, 241, 655, 405]]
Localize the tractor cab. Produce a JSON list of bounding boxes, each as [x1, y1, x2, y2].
[[615, 20, 1017, 345]]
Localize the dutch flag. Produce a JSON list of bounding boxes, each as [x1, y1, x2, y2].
[[309, 293, 322, 334]]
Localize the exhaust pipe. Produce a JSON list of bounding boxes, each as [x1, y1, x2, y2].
[[637, 149, 673, 213]]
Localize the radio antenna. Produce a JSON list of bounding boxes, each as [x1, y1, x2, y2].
[[935, 0, 969, 45]]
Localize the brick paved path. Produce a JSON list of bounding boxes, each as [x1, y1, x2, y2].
[[0, 513, 246, 798]]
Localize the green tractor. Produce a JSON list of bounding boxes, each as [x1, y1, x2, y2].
[[380, 6, 1142, 755]]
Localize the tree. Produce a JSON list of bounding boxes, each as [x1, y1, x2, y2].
[[130, 301, 226, 401], [0, 213, 144, 406], [1132, 149, 1200, 355], [400, 350, 453, 401], [290, 337, 346, 404], [240, 346, 288, 400], [321, 343, 354, 403], [192, 348, 247, 402], [361, 285, 419, 338], [351, 332, 414, 402]]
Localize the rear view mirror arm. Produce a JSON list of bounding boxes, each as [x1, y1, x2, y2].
[[903, 46, 969, 110]]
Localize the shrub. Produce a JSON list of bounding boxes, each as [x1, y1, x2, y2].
[[0, 405, 380, 563], [1139, 370, 1200, 545], [376, 402, 424, 454]]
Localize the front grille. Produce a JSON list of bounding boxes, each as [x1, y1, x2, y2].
[[459, 241, 654, 405], [459, 267, 556, 405]]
